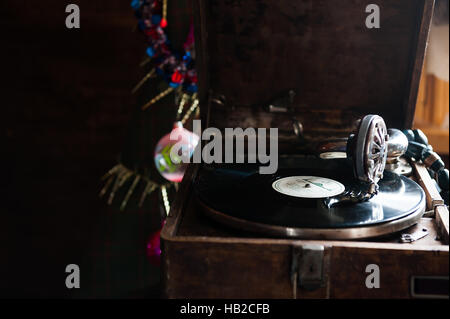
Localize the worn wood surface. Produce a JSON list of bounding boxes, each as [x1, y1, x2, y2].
[[404, 0, 435, 127], [164, 240, 447, 298], [161, 160, 448, 298], [194, 0, 434, 143], [329, 245, 448, 298], [436, 205, 450, 244], [413, 162, 445, 210]]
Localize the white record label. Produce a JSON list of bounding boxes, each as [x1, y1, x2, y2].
[[272, 176, 345, 198]]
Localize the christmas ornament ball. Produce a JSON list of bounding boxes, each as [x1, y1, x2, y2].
[[154, 122, 199, 182]]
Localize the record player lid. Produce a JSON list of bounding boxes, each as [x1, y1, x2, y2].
[[194, 0, 434, 135]]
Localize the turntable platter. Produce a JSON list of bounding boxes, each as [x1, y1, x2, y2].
[[194, 159, 426, 239]]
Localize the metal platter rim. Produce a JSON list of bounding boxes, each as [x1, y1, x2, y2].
[[197, 197, 425, 240]]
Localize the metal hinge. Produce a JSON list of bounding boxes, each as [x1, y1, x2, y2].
[[291, 244, 325, 297]]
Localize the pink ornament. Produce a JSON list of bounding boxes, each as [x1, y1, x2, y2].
[[154, 122, 199, 182], [146, 228, 161, 266], [147, 221, 166, 266]]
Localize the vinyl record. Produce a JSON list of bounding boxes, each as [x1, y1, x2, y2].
[[194, 158, 426, 239]]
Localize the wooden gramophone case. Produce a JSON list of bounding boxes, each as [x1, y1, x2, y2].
[[161, 0, 449, 298]]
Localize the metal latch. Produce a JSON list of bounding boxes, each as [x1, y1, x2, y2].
[[291, 244, 325, 297], [400, 227, 429, 243]]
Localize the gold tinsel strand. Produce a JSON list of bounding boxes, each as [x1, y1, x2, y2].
[[139, 56, 151, 68], [176, 93, 190, 120], [120, 174, 141, 211], [131, 68, 156, 94], [141, 86, 175, 110], [139, 181, 158, 208], [181, 98, 199, 125], [161, 185, 171, 216]]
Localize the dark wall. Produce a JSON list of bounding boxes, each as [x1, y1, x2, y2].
[[1, 1, 155, 297]]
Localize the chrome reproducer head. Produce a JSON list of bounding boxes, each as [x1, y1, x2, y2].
[[347, 115, 389, 195]]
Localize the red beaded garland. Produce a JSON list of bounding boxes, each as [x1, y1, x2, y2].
[[171, 70, 183, 83], [160, 18, 168, 28]]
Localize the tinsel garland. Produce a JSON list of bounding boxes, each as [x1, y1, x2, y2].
[[131, 0, 198, 109], [99, 0, 198, 213]]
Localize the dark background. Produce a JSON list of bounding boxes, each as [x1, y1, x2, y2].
[[1, 0, 447, 299], [1, 0, 164, 298]]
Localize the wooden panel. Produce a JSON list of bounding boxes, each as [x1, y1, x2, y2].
[[163, 235, 448, 298], [163, 241, 331, 298], [420, 127, 450, 155], [194, 0, 434, 135], [330, 246, 449, 298], [412, 162, 444, 210], [414, 74, 450, 154], [436, 205, 450, 244]]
